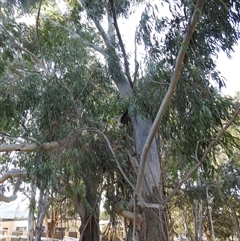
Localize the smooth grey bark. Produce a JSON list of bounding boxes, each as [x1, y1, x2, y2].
[[92, 8, 168, 241], [182, 209, 192, 241], [28, 182, 37, 241], [0, 169, 27, 202], [192, 201, 198, 241], [35, 191, 48, 241], [198, 200, 203, 241], [206, 187, 216, 241]]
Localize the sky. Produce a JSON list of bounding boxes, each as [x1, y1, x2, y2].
[[216, 45, 240, 96]]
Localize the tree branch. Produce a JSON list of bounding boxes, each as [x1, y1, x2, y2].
[[134, 0, 205, 200], [36, 0, 43, 54], [163, 105, 240, 205], [0, 141, 59, 152], [0, 193, 18, 202], [0, 169, 27, 183], [133, 27, 139, 85], [0, 132, 25, 145], [92, 18, 112, 48], [0, 169, 27, 203], [41, 15, 107, 57], [109, 0, 133, 87]]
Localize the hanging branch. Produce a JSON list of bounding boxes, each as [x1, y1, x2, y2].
[[134, 0, 205, 200], [109, 0, 133, 87]]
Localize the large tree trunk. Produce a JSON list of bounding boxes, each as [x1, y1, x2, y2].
[[128, 116, 169, 241], [74, 181, 100, 241]]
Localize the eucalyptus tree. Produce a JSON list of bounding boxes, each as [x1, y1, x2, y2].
[[1, 0, 240, 241]]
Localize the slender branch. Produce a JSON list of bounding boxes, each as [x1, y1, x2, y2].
[[1, 132, 25, 145], [36, 0, 43, 53], [109, 0, 133, 87], [87, 42, 107, 56], [163, 105, 240, 205], [93, 129, 135, 190], [134, 0, 205, 200], [0, 169, 27, 203], [133, 27, 139, 85]]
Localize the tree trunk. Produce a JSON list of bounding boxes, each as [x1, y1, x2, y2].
[[198, 200, 203, 241], [73, 182, 100, 241], [28, 182, 36, 241], [126, 116, 169, 241], [229, 202, 240, 241], [182, 209, 192, 241], [206, 187, 216, 241], [192, 201, 198, 241], [35, 191, 48, 241], [48, 209, 58, 238]]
